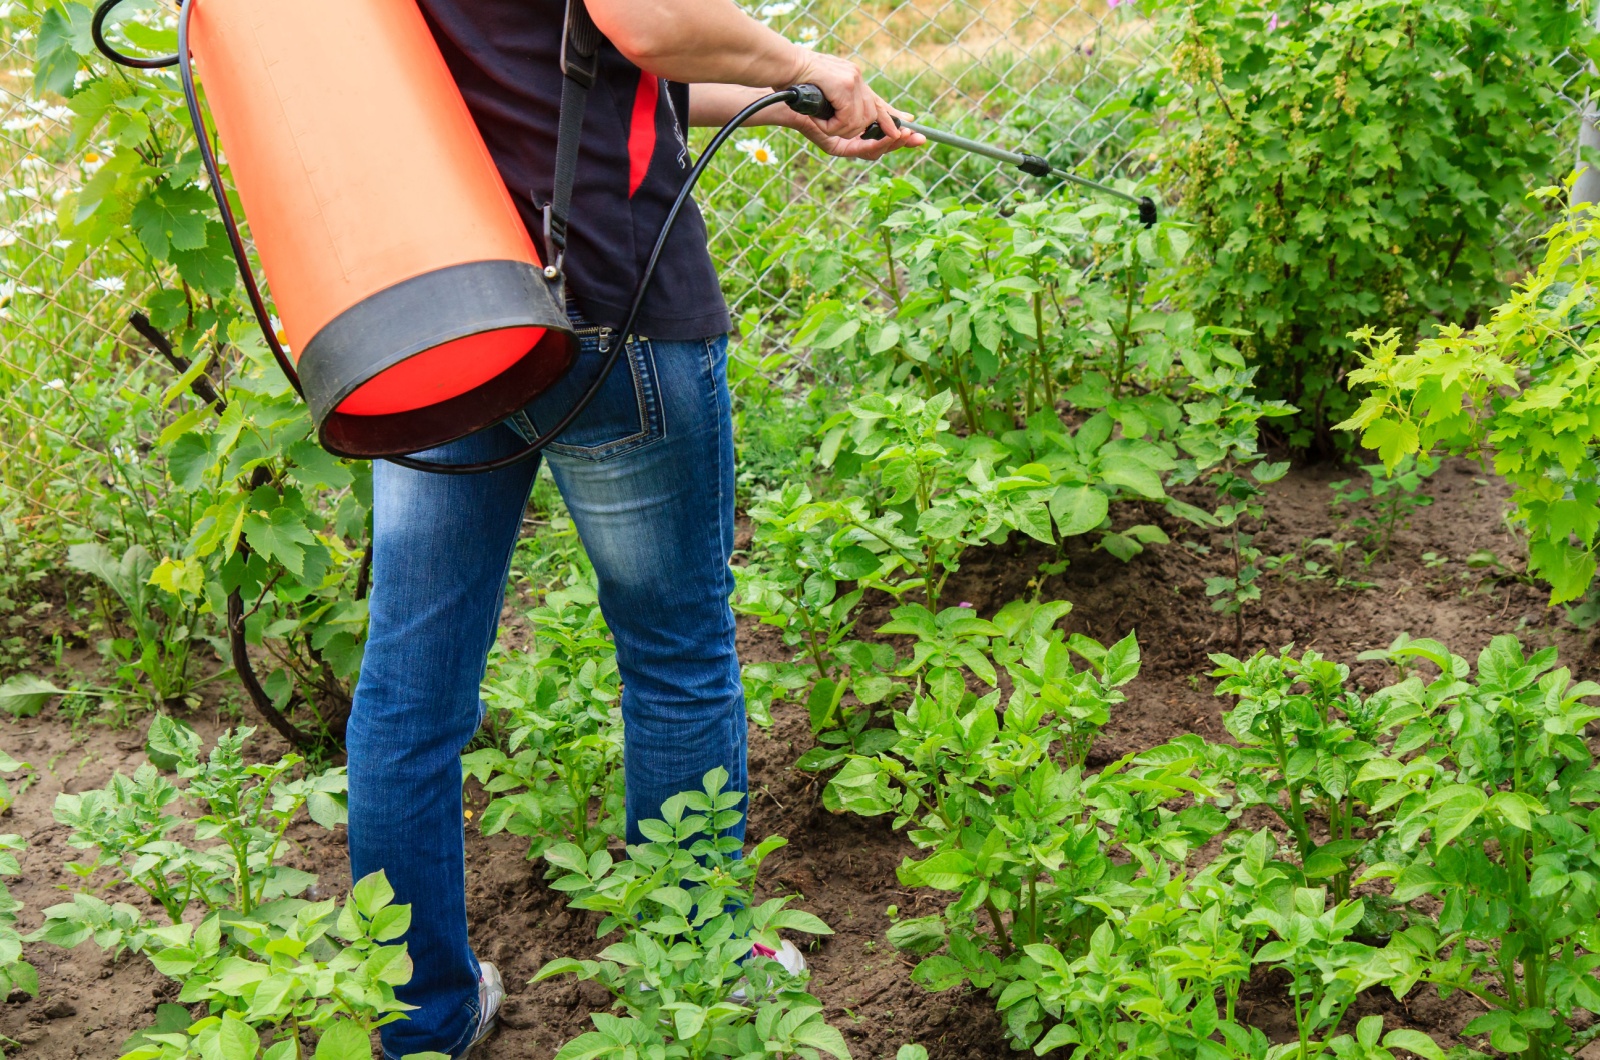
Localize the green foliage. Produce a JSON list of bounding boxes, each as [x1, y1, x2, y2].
[[1169, 342, 1294, 650], [1360, 636, 1600, 1060], [1209, 646, 1413, 906], [67, 541, 199, 705], [9, 0, 370, 740], [1329, 455, 1439, 562], [824, 627, 1239, 1052], [37, 717, 346, 948], [533, 769, 847, 1060], [0, 833, 39, 1005], [1339, 198, 1600, 603], [1244, 886, 1387, 1060], [462, 579, 624, 859], [120, 871, 417, 1060], [1153, 0, 1588, 443], [791, 181, 1189, 438]]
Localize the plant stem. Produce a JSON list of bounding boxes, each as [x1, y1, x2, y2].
[[1112, 262, 1137, 399], [1269, 716, 1312, 859], [985, 896, 1013, 956], [882, 230, 903, 307], [1232, 525, 1244, 656]]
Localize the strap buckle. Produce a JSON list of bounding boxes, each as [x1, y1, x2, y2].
[[541, 203, 565, 280], [561, 0, 601, 87]]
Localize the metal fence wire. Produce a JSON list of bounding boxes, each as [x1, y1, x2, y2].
[[0, 1, 1587, 540]]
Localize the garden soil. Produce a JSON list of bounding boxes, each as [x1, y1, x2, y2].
[[5, 458, 1600, 1059]]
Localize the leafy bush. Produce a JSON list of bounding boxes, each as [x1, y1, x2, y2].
[[9, 0, 370, 746], [1153, 0, 1589, 445], [1340, 197, 1600, 604]]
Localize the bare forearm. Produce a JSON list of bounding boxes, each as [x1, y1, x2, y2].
[[688, 84, 797, 129], [586, 0, 806, 88]]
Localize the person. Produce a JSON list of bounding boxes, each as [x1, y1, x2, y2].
[[343, 0, 923, 1056]]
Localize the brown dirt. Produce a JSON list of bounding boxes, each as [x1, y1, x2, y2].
[[3, 458, 1595, 1059]]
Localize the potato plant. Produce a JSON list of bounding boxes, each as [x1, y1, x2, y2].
[[462, 580, 625, 859], [121, 872, 418, 1060], [825, 625, 1239, 1051], [534, 769, 847, 1060], [1361, 636, 1600, 1060], [36, 717, 346, 950], [0, 832, 36, 1005]]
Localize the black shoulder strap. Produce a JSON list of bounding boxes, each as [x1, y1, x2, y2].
[[544, 0, 601, 279]]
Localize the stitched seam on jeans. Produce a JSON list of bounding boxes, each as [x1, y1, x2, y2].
[[702, 333, 737, 622], [441, 996, 483, 1060]]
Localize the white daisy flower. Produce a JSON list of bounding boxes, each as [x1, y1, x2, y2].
[[89, 276, 127, 293], [736, 138, 776, 165]]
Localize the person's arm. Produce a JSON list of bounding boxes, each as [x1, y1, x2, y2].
[[585, 0, 917, 152]]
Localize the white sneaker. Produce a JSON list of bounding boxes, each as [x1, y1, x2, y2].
[[730, 939, 807, 1003], [460, 961, 504, 1058]]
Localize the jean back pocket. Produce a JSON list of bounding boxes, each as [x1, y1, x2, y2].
[[511, 327, 665, 461]]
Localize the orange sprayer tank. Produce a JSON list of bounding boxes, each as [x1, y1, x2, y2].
[[188, 0, 573, 458]]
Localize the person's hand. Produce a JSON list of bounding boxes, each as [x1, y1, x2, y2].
[[780, 50, 923, 158], [788, 109, 927, 160]]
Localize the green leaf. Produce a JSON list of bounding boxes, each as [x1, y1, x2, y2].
[[351, 871, 395, 919], [767, 908, 834, 935], [241, 507, 317, 578], [1050, 485, 1108, 537], [791, 1020, 852, 1059], [911, 954, 967, 991], [313, 1019, 373, 1060], [1382, 1029, 1446, 1060], [1432, 788, 1488, 846], [131, 184, 214, 261], [1101, 632, 1140, 686], [217, 1014, 261, 1060], [33, 4, 93, 97], [0, 675, 63, 718], [918, 505, 968, 541], [1360, 418, 1420, 471], [1489, 791, 1534, 831], [1099, 454, 1166, 499]]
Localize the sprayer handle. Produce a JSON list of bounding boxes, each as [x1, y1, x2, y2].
[[787, 84, 895, 141]]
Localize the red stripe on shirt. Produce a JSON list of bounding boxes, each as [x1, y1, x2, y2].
[[627, 72, 660, 198]]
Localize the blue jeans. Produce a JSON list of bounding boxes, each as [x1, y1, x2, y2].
[[346, 322, 747, 1059]]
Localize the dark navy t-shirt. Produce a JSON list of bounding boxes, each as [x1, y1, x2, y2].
[[417, 0, 731, 339]]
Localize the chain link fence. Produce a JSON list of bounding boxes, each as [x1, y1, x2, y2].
[[0, 1, 1590, 547]]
